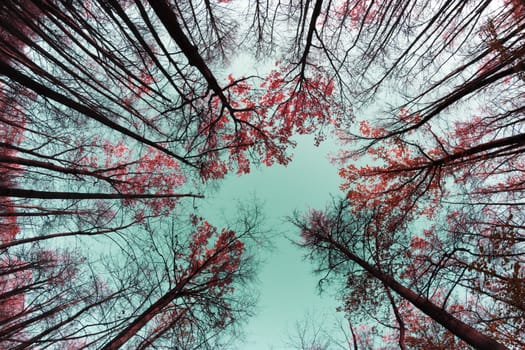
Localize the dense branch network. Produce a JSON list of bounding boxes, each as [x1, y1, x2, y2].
[[1, 0, 524, 348]]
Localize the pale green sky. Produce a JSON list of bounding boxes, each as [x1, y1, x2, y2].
[[199, 134, 344, 349]]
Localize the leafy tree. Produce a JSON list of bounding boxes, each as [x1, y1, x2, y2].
[[0, 1, 278, 347], [294, 201, 514, 349], [1, 210, 260, 349], [286, 0, 524, 348], [1, 0, 524, 348]]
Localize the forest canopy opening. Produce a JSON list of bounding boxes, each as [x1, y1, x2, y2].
[[1, 0, 523, 349]]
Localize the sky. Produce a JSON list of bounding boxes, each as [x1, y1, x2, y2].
[[200, 134, 345, 349]]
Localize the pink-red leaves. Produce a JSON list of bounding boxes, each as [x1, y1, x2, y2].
[[185, 216, 245, 298], [195, 65, 342, 179]]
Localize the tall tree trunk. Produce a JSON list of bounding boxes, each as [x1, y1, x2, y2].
[[101, 284, 186, 350], [326, 235, 509, 350], [0, 187, 202, 200]]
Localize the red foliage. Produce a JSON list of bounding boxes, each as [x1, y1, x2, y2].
[[197, 67, 341, 179], [124, 216, 248, 347], [335, 0, 379, 26], [0, 1, 42, 63], [0, 258, 31, 323], [506, 0, 525, 19], [77, 139, 187, 214], [398, 298, 470, 349], [186, 216, 245, 298], [336, 103, 524, 233], [0, 82, 27, 243]]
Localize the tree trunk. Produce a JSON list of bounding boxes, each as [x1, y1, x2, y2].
[[0, 186, 202, 200], [327, 236, 509, 350], [101, 284, 186, 350]]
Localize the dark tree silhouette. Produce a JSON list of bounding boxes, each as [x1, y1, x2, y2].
[[288, 1, 524, 347], [293, 200, 515, 349], [1, 0, 524, 348], [1, 211, 260, 349], [0, 1, 273, 347]]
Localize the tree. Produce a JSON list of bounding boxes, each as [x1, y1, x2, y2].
[[0, 0, 340, 239], [294, 200, 518, 349], [286, 0, 524, 348], [1, 0, 524, 348], [286, 310, 359, 350], [1, 210, 260, 349], [0, 1, 286, 347], [261, 0, 524, 115], [99, 213, 258, 350]]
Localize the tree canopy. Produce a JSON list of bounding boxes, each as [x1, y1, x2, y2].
[[1, 0, 523, 349]]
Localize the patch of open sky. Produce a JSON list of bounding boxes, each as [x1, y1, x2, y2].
[[198, 133, 344, 349]]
